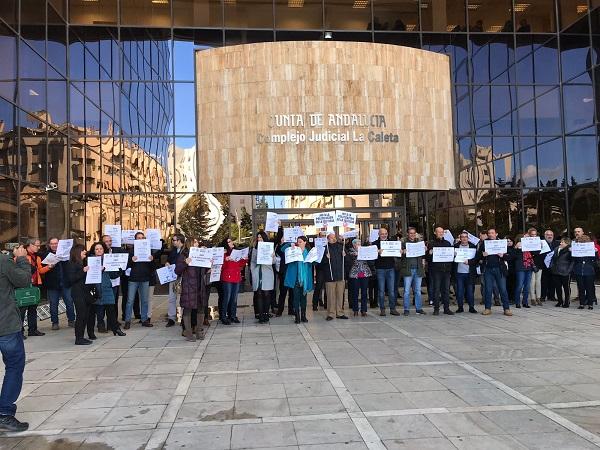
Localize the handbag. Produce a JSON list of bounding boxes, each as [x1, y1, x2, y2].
[[85, 286, 101, 305], [173, 277, 182, 295], [15, 286, 40, 307]]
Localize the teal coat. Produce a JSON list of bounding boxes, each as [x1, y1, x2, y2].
[[282, 244, 314, 294]]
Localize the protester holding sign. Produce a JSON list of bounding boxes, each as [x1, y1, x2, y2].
[[88, 242, 125, 338], [399, 228, 427, 316], [524, 228, 543, 306], [125, 232, 154, 329], [539, 230, 559, 304], [175, 237, 209, 341], [453, 232, 478, 314], [572, 234, 598, 310], [41, 237, 76, 331], [275, 230, 295, 317], [67, 244, 97, 345], [250, 232, 276, 324], [347, 239, 372, 316], [476, 228, 512, 316], [165, 234, 185, 327], [427, 227, 454, 316], [372, 228, 400, 316], [549, 238, 573, 308], [220, 237, 248, 325], [510, 235, 536, 308], [283, 236, 313, 324], [318, 232, 348, 321], [312, 233, 328, 312], [19, 239, 49, 338]]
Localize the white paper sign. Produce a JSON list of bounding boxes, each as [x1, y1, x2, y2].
[[230, 247, 249, 262], [358, 245, 379, 261], [369, 229, 380, 243], [544, 251, 555, 268], [285, 246, 304, 263], [443, 230, 454, 245], [121, 230, 139, 245], [189, 247, 213, 268], [41, 252, 61, 266], [103, 253, 129, 271], [433, 247, 455, 262], [85, 256, 103, 284], [256, 241, 274, 265], [572, 242, 596, 258], [305, 247, 319, 263], [484, 239, 508, 255], [540, 239, 551, 254], [464, 230, 480, 246], [111, 277, 120, 287], [133, 239, 151, 261], [104, 224, 122, 247], [313, 211, 336, 228], [314, 238, 327, 263], [146, 228, 162, 250], [211, 247, 225, 265], [335, 210, 357, 228], [56, 239, 73, 261], [521, 236, 542, 252], [454, 247, 476, 263], [380, 240, 402, 257], [210, 264, 222, 282], [405, 241, 426, 258], [265, 212, 279, 233], [283, 227, 304, 243], [342, 230, 358, 239], [156, 265, 177, 285]]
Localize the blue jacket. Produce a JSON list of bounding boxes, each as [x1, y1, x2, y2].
[[282, 243, 314, 294], [95, 270, 119, 305]]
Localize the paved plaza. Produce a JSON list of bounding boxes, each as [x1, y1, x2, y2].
[[2, 293, 600, 449]]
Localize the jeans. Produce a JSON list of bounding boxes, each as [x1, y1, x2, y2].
[[0, 331, 25, 416], [96, 286, 118, 327], [403, 268, 423, 311], [376, 268, 397, 311], [222, 281, 240, 320], [349, 278, 368, 312], [576, 274, 596, 306], [431, 270, 451, 311], [515, 270, 533, 306], [47, 287, 75, 324], [483, 267, 510, 310], [126, 281, 149, 322], [455, 272, 474, 309]]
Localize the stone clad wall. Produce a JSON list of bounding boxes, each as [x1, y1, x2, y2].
[[195, 41, 455, 193]]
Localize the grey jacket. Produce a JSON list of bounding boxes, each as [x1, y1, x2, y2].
[[0, 255, 32, 336], [250, 248, 275, 291]]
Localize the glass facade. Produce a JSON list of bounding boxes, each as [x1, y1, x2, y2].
[[0, 0, 599, 247]]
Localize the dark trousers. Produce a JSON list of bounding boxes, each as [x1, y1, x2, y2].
[[256, 289, 272, 321], [553, 274, 570, 304], [506, 273, 516, 303], [313, 269, 327, 308], [349, 277, 368, 312], [97, 286, 119, 326], [292, 284, 307, 312], [277, 272, 294, 314], [541, 269, 555, 301], [0, 331, 25, 416], [431, 270, 451, 312], [368, 275, 378, 307], [74, 295, 96, 340], [19, 306, 37, 332], [455, 272, 474, 309], [576, 274, 596, 306], [181, 309, 198, 331]]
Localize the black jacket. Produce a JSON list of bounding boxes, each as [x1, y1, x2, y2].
[[427, 238, 453, 273], [372, 239, 395, 270], [66, 260, 86, 302], [509, 247, 537, 272], [475, 239, 512, 276], [318, 242, 345, 282], [41, 251, 69, 290], [550, 247, 573, 276], [534, 239, 559, 269], [127, 249, 154, 282], [167, 247, 183, 265], [453, 242, 478, 279]]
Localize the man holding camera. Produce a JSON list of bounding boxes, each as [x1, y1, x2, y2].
[[0, 245, 33, 431]]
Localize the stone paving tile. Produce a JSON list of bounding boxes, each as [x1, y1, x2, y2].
[[551, 406, 600, 437], [230, 422, 297, 449], [164, 425, 232, 449], [368, 414, 443, 440]]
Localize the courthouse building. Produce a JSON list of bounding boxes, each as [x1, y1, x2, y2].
[[0, 0, 598, 247]]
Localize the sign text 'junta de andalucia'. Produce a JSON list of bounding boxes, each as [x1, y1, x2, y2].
[[256, 113, 400, 145]]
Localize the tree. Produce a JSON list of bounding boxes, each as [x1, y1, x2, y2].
[[209, 193, 231, 246], [178, 194, 211, 242], [239, 206, 252, 234]]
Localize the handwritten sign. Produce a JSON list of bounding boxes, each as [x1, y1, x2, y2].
[[432, 247, 455, 262], [133, 239, 151, 261], [572, 242, 596, 258], [103, 253, 129, 271], [357, 245, 378, 261], [484, 239, 508, 255], [285, 246, 304, 263], [211, 247, 225, 265], [210, 265, 222, 282], [335, 210, 357, 228], [189, 247, 213, 268], [256, 241, 274, 265], [313, 211, 336, 228], [265, 212, 279, 233], [283, 227, 304, 243], [454, 247, 476, 263], [85, 256, 102, 284]]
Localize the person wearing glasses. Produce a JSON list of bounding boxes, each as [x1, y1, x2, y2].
[[20, 239, 49, 338]]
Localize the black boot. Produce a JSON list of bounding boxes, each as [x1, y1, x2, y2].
[[301, 308, 308, 323], [294, 311, 301, 324], [555, 301, 563, 307]]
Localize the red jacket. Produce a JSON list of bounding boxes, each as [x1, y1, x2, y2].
[[221, 256, 247, 283]]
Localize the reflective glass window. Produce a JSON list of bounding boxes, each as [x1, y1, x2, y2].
[[173, 137, 197, 193], [561, 35, 592, 82], [0, 98, 17, 178], [536, 138, 564, 187], [0, 0, 18, 29], [325, 0, 371, 31], [47, 80, 67, 126], [19, 41, 45, 79], [423, 34, 468, 84], [49, 0, 66, 19], [19, 185, 47, 241], [174, 30, 223, 81], [515, 0, 556, 33], [563, 84, 594, 133], [0, 177, 18, 246], [275, 0, 323, 30], [421, 0, 466, 32], [569, 185, 600, 236], [566, 135, 598, 186], [174, 0, 222, 27], [69, 84, 85, 129], [467, 0, 512, 33], [490, 86, 518, 135], [225, 0, 274, 28], [518, 99, 536, 136], [18, 80, 46, 116], [371, 1, 418, 32], [470, 35, 514, 84], [454, 85, 471, 136], [559, 0, 589, 31], [535, 87, 561, 135], [121, 1, 170, 27], [70, 0, 117, 25], [47, 131, 68, 191], [0, 23, 17, 81], [520, 148, 538, 187], [275, 31, 324, 41], [47, 191, 68, 239], [374, 33, 419, 48], [21, 1, 45, 57], [225, 30, 275, 46], [523, 189, 567, 231]]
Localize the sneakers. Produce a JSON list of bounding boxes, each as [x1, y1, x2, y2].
[[142, 320, 153, 327], [482, 309, 492, 315], [0, 415, 28, 432], [503, 309, 513, 316], [51, 323, 59, 331]]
